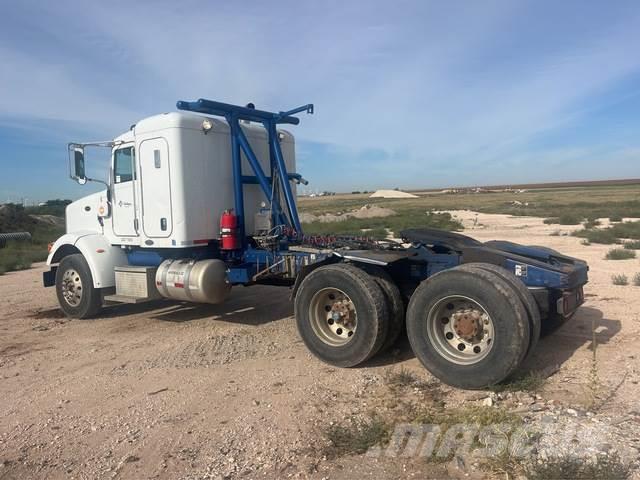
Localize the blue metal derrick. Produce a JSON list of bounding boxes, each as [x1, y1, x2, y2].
[[175, 98, 316, 284]]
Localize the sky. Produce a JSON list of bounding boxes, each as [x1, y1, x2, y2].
[[1, 0, 639, 202]]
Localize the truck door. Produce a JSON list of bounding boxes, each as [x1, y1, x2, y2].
[[112, 145, 138, 237], [139, 138, 172, 238]]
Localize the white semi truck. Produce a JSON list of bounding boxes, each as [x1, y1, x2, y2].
[[44, 98, 588, 389]]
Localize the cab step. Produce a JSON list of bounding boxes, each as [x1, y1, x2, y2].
[[103, 266, 162, 304]]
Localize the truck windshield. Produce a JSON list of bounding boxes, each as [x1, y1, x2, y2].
[[114, 147, 135, 183]]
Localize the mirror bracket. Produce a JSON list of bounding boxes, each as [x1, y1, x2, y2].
[[67, 141, 114, 191]]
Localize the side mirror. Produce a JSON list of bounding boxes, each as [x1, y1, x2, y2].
[[72, 147, 87, 185]]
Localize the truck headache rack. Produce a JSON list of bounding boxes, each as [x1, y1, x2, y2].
[[176, 99, 314, 244]]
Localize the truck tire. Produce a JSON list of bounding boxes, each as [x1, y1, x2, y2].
[[406, 267, 529, 389], [362, 266, 405, 353], [457, 263, 540, 361], [55, 254, 103, 319], [294, 263, 389, 367]]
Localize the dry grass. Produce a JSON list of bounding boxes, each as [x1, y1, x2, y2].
[[605, 248, 636, 260], [612, 274, 628, 286], [624, 240, 640, 250], [525, 454, 631, 480], [323, 415, 390, 458], [0, 229, 58, 275], [490, 370, 547, 393], [384, 368, 419, 388], [574, 228, 619, 244], [299, 184, 640, 220], [543, 213, 584, 225]]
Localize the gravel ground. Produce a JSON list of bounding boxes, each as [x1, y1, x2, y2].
[[1, 212, 639, 479]]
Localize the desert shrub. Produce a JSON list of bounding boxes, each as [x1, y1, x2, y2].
[[583, 218, 601, 229], [490, 370, 546, 392], [384, 368, 418, 388], [526, 454, 630, 480], [612, 274, 628, 285], [574, 220, 640, 245], [605, 248, 636, 260], [609, 214, 623, 222], [624, 240, 640, 250], [573, 228, 618, 244], [543, 213, 583, 225], [324, 415, 389, 458], [610, 221, 640, 239], [633, 273, 640, 287]]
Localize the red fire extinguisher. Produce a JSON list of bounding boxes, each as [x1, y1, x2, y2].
[[220, 210, 240, 250]]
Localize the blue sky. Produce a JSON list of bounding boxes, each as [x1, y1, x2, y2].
[[1, 0, 639, 202]]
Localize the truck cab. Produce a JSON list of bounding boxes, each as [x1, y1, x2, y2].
[[45, 108, 298, 310]]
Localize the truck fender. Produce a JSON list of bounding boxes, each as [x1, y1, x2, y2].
[[47, 232, 128, 288], [289, 256, 340, 301]]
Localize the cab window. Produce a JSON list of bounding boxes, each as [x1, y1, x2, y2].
[[114, 147, 135, 183]]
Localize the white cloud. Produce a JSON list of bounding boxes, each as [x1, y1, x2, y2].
[[1, 0, 639, 195]]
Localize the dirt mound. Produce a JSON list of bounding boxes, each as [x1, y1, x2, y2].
[[300, 204, 395, 223], [30, 214, 65, 228], [0, 204, 37, 232], [0, 204, 64, 233], [369, 189, 418, 198]]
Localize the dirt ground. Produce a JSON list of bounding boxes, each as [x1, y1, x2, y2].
[[1, 212, 639, 479]]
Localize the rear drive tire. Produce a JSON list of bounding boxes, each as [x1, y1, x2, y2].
[[55, 254, 103, 319], [362, 266, 405, 353], [294, 263, 389, 367], [457, 263, 541, 361], [406, 267, 530, 389]]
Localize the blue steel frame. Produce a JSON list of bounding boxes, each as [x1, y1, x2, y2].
[[176, 99, 313, 247]]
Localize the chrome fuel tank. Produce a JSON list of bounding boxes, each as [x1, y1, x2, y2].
[[156, 258, 231, 304]]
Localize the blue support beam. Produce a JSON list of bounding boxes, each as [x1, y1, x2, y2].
[[266, 122, 303, 232], [176, 99, 312, 126], [235, 125, 274, 200], [228, 119, 246, 246]]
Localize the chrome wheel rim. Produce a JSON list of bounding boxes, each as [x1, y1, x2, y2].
[[309, 288, 357, 346], [61, 268, 83, 307], [427, 295, 494, 365]]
